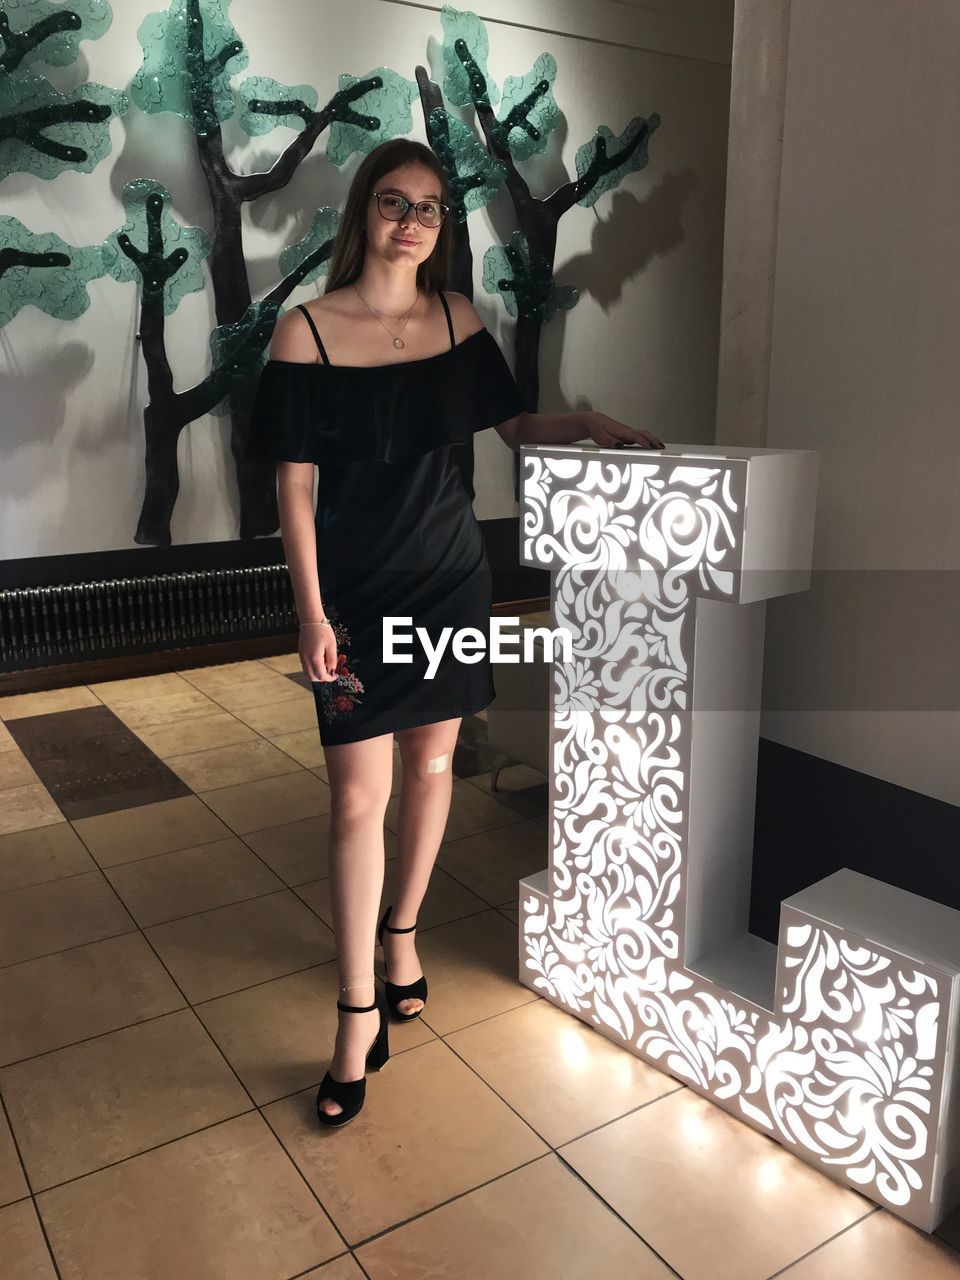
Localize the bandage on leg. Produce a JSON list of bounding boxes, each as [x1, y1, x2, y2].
[[425, 753, 450, 773]]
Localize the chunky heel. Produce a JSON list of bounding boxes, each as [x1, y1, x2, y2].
[[377, 904, 429, 1021], [316, 989, 390, 1128]]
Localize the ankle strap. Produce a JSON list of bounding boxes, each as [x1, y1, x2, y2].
[[337, 997, 378, 1013], [383, 920, 417, 933]]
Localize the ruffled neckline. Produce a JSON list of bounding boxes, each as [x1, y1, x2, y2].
[[266, 325, 489, 373]]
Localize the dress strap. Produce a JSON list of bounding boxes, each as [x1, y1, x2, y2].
[[295, 303, 330, 365], [437, 289, 455, 350]]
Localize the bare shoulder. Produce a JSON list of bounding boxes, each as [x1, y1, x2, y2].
[[268, 305, 319, 363], [268, 290, 351, 362], [442, 290, 485, 340]]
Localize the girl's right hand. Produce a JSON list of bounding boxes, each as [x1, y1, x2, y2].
[[299, 624, 339, 682]]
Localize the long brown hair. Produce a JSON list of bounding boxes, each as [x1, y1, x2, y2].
[[324, 139, 453, 296]]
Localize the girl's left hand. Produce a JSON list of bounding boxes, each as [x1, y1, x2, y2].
[[585, 411, 664, 450]]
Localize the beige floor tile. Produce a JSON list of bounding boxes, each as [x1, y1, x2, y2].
[[560, 1085, 874, 1280], [1, 1009, 252, 1191], [185, 674, 309, 715], [86, 672, 197, 706], [197, 962, 435, 1106], [1, 1199, 58, 1279], [0, 822, 95, 893], [259, 652, 303, 674], [165, 737, 302, 792], [230, 694, 318, 737], [400, 909, 537, 1036], [436, 819, 548, 907], [177, 659, 274, 687], [242, 814, 333, 884], [0, 1112, 28, 1206], [296, 862, 489, 939], [273, 727, 326, 768], [0, 783, 64, 837], [0, 751, 40, 791], [144, 890, 337, 1002], [0, 871, 134, 967], [0, 933, 185, 1067], [128, 710, 259, 759], [243, 816, 398, 886], [109, 686, 222, 730], [104, 836, 284, 927], [0, 686, 100, 721], [72, 794, 233, 868], [0, 719, 16, 750], [357, 1152, 674, 1279], [779, 1207, 960, 1278], [36, 1112, 343, 1280], [264, 1037, 547, 1244], [300, 1257, 365, 1279], [386, 777, 525, 844], [447, 998, 683, 1147], [200, 770, 331, 835]]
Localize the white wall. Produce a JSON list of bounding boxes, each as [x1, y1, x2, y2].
[[1, 0, 731, 555], [719, 0, 960, 804]]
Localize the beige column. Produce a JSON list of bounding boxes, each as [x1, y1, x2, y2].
[[714, 0, 793, 447]]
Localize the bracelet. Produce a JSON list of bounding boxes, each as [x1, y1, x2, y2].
[[299, 619, 330, 628]]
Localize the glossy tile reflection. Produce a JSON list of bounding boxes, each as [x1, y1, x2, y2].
[[0, 645, 956, 1278]]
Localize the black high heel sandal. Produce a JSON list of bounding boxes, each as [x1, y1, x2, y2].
[[316, 987, 390, 1128], [377, 904, 428, 1021]]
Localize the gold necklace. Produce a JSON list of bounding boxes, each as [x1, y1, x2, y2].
[[353, 283, 419, 349]]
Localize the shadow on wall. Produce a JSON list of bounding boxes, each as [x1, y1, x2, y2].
[[569, 171, 699, 310], [517, 171, 700, 420], [1, 341, 95, 462]]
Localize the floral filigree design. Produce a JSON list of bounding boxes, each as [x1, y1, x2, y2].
[[518, 451, 950, 1226]]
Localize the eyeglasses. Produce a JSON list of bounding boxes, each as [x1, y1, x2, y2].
[[371, 191, 449, 229]]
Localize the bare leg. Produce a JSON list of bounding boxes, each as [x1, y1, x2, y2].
[[384, 716, 461, 1014], [319, 731, 394, 1118]]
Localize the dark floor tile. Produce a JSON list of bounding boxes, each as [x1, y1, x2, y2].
[[5, 707, 190, 821], [453, 716, 515, 777]]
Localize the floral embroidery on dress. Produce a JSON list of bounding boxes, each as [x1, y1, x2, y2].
[[314, 602, 365, 723]]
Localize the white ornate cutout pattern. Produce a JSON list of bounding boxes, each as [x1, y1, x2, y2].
[[518, 450, 955, 1233]]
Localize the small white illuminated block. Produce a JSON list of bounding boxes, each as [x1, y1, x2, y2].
[[517, 442, 960, 1234]]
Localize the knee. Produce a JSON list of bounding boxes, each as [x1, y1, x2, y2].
[[332, 779, 390, 824]]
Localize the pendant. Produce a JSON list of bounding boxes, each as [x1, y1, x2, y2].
[[393, 337, 404, 349]]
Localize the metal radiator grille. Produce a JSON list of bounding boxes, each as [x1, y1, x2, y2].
[[0, 566, 297, 668]]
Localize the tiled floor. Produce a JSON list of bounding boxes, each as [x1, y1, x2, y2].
[[1, 651, 959, 1280]]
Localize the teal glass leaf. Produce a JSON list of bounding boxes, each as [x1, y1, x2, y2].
[[0, 215, 107, 325], [208, 298, 281, 416], [101, 178, 209, 316], [493, 52, 560, 160], [278, 207, 339, 289], [325, 66, 417, 167], [440, 4, 499, 108], [130, 0, 247, 135], [0, 0, 112, 75], [575, 114, 661, 208], [481, 231, 579, 324], [0, 73, 127, 180], [237, 75, 318, 137], [426, 107, 505, 223]]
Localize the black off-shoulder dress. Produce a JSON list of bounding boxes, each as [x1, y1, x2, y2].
[[245, 289, 526, 746]]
